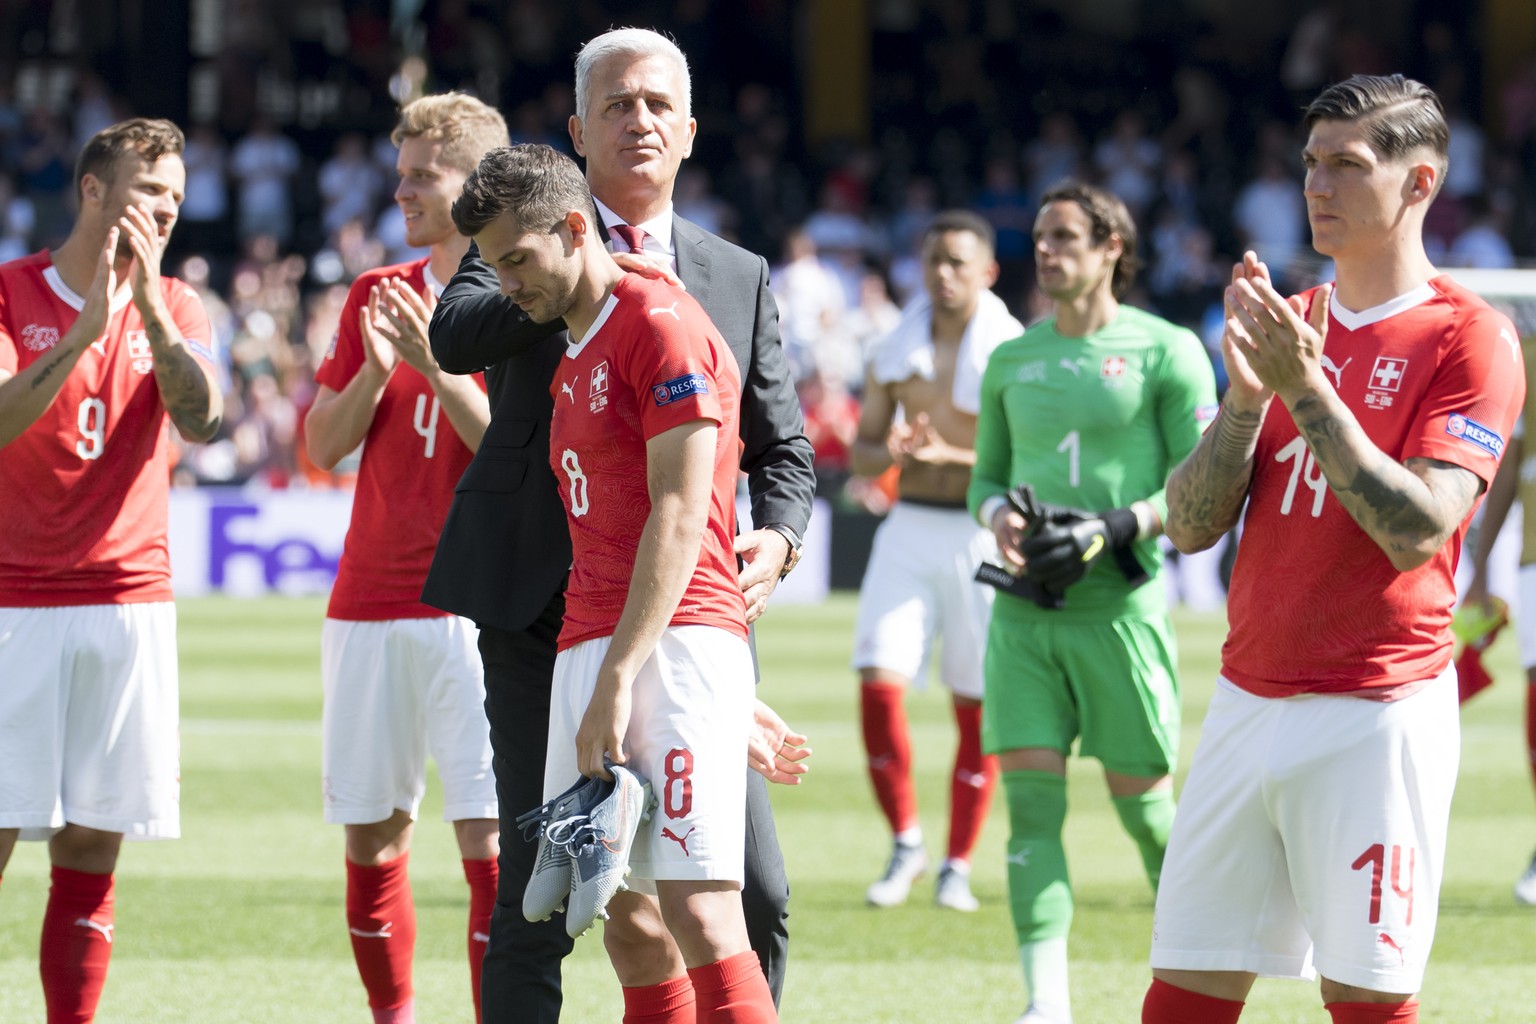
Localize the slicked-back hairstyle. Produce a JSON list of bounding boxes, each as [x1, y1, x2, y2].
[[922, 209, 996, 255], [74, 118, 185, 199], [573, 28, 691, 123], [392, 92, 511, 176], [452, 143, 598, 238], [1303, 74, 1449, 193], [1039, 180, 1141, 299]]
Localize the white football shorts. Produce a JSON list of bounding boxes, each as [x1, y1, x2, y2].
[[0, 603, 180, 840], [1150, 665, 1459, 993], [321, 615, 495, 825], [545, 625, 753, 888], [1516, 565, 1536, 669], [850, 502, 995, 698]]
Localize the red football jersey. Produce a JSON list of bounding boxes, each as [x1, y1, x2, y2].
[[0, 250, 215, 605], [549, 274, 745, 649], [315, 259, 486, 620], [1224, 277, 1524, 697]]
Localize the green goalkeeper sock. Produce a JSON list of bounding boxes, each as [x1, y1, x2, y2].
[[1003, 769, 1071, 944], [1112, 788, 1176, 892]]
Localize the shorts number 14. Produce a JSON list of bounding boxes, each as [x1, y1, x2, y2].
[[1352, 843, 1415, 925]]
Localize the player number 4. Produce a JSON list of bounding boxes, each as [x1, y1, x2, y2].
[[413, 395, 440, 458], [1275, 436, 1326, 518], [76, 397, 106, 460]]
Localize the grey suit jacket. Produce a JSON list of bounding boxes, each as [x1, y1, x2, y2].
[[422, 215, 816, 633]]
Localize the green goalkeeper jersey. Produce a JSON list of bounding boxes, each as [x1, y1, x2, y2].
[[968, 305, 1218, 622]]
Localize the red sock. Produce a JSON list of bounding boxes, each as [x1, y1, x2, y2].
[[861, 683, 917, 835], [462, 857, 497, 1024], [622, 975, 696, 1024], [346, 853, 415, 1012], [687, 950, 777, 1023], [1525, 682, 1536, 795], [947, 700, 999, 862], [1142, 978, 1244, 1024], [1325, 999, 1418, 1023], [39, 866, 115, 1024]]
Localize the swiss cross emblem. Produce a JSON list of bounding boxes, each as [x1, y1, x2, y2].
[[126, 330, 153, 374], [589, 360, 610, 414], [1369, 356, 1406, 393], [1100, 356, 1126, 378]]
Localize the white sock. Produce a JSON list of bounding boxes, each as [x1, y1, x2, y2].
[[942, 857, 970, 874], [1019, 937, 1071, 1023], [894, 827, 923, 848]]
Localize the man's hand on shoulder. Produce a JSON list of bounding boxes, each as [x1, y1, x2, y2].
[[612, 251, 684, 289], [736, 527, 792, 623]]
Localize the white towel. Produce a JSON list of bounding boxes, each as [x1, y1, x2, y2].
[[867, 289, 1023, 414]]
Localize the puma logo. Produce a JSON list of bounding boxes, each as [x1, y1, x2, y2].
[[661, 826, 697, 856], [1005, 848, 1031, 868], [1321, 354, 1352, 389], [868, 754, 893, 771], [1059, 358, 1081, 376], [348, 922, 393, 939], [560, 380, 575, 402], [1378, 932, 1407, 966], [954, 769, 990, 789], [649, 302, 682, 321], [75, 918, 113, 943], [472, 931, 490, 943]]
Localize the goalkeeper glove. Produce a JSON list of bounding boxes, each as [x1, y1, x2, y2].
[[1020, 506, 1140, 593]]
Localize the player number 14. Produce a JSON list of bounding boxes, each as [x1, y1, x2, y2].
[[1275, 436, 1326, 518]]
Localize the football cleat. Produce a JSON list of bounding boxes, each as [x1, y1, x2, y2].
[[516, 773, 614, 923], [934, 862, 980, 912], [564, 763, 653, 938], [1515, 849, 1536, 906], [866, 839, 928, 908]]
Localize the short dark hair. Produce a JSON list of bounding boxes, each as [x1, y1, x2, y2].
[[75, 118, 185, 199], [1038, 181, 1141, 299], [922, 210, 995, 254], [1303, 74, 1448, 190], [451, 143, 597, 238]]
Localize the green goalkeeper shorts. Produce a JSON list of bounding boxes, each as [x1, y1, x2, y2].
[[982, 614, 1180, 777]]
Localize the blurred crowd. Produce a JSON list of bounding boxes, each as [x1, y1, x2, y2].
[[3, 3, 1535, 496]]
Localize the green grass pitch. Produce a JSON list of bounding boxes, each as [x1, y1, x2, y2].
[[2, 594, 1534, 1021]]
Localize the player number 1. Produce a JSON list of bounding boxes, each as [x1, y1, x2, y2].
[[560, 448, 589, 517], [1056, 430, 1080, 487], [76, 397, 106, 460]]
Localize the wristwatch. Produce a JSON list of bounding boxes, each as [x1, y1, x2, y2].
[[763, 523, 803, 579]]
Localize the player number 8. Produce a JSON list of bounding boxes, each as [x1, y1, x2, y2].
[[560, 448, 589, 517]]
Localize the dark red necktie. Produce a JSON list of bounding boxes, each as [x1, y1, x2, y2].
[[610, 223, 648, 255]]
